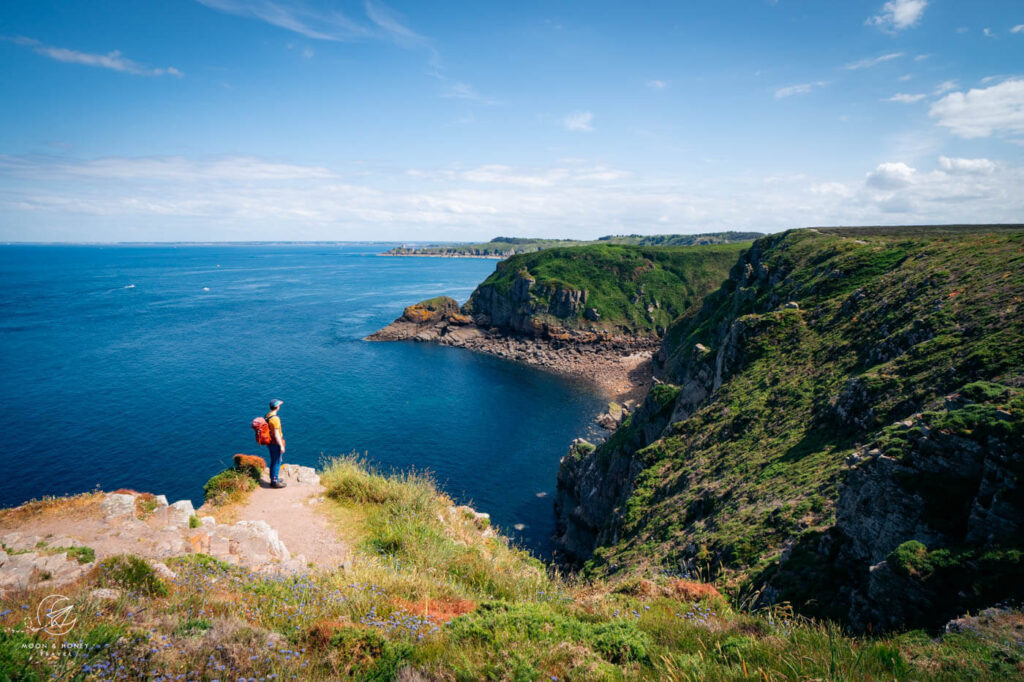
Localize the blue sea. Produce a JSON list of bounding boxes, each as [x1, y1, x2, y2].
[[0, 244, 605, 555]]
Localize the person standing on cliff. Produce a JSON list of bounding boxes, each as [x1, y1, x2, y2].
[[266, 399, 286, 488]]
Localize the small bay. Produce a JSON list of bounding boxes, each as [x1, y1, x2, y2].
[[0, 244, 605, 555]]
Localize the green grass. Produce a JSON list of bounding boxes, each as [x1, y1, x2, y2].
[[202, 468, 257, 507], [98, 554, 169, 597], [3, 457, 1022, 680]]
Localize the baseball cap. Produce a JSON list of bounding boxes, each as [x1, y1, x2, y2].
[[269, 399, 284, 408]]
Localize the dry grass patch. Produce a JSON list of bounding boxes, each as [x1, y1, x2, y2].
[[0, 491, 103, 526]]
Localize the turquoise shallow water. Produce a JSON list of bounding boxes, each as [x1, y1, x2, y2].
[[0, 244, 604, 555]]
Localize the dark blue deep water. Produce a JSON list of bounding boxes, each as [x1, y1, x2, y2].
[[0, 245, 604, 555]]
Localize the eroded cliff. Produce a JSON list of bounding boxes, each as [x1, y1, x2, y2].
[[554, 226, 1024, 630]]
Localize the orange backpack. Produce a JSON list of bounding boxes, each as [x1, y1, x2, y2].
[[252, 417, 272, 446]]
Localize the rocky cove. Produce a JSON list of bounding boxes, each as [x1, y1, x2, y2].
[[365, 294, 657, 404]]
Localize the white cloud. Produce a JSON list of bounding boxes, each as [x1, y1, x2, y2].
[[302, 47, 314, 59], [867, 0, 928, 32], [1012, 25, 1024, 34], [775, 81, 828, 99], [3, 154, 1022, 241], [845, 52, 904, 70], [439, 82, 495, 105], [886, 93, 926, 103], [195, 0, 372, 41], [854, 156, 1023, 216], [645, 79, 668, 90], [929, 79, 1024, 138], [6, 36, 182, 77], [811, 182, 854, 198], [563, 111, 595, 132], [0, 155, 334, 182], [934, 80, 959, 95], [983, 28, 996, 38], [866, 162, 916, 189], [938, 156, 996, 174], [363, 0, 429, 48]]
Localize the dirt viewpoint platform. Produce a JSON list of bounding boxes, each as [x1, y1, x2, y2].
[[0, 463, 349, 597]]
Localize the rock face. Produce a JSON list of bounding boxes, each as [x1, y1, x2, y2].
[[462, 269, 589, 335], [0, 532, 94, 596], [554, 386, 681, 565], [832, 398, 1024, 631]]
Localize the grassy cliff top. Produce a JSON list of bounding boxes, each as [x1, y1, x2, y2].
[[573, 226, 1024, 606], [4, 456, 1021, 680], [465, 242, 750, 335], [384, 231, 763, 257]]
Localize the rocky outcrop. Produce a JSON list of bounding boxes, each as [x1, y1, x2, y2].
[[462, 268, 590, 335], [554, 385, 681, 565], [0, 533, 95, 596], [833, 396, 1024, 631], [367, 295, 657, 400], [0, 463, 331, 592]]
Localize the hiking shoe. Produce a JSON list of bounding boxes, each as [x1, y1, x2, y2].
[[271, 480, 287, 489]]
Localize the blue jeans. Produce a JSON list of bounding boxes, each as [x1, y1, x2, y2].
[[267, 443, 283, 483]]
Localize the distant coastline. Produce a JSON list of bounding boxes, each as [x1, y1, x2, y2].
[[377, 252, 504, 260]]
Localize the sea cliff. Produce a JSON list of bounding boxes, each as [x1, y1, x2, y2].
[[553, 225, 1024, 631]]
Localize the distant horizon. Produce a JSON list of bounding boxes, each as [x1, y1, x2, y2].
[[2, 1, 1022, 241], [7, 222, 1024, 246]]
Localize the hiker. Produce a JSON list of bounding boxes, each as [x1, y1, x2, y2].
[[266, 399, 287, 488]]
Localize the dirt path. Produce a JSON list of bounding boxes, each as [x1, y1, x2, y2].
[[230, 464, 349, 570], [0, 463, 351, 595]]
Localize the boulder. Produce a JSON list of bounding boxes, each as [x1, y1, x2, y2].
[[89, 588, 122, 601], [151, 561, 177, 580], [167, 500, 196, 528], [101, 493, 137, 520], [281, 464, 320, 486]]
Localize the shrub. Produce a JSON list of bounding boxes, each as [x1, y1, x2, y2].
[[135, 494, 159, 518], [232, 453, 266, 481], [188, 514, 201, 529], [174, 618, 212, 637], [63, 546, 96, 564], [99, 554, 168, 597], [203, 469, 256, 506], [887, 540, 931, 578]]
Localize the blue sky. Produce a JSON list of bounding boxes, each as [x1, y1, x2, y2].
[[1, 0, 1022, 241]]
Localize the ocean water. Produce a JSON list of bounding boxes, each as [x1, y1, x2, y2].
[[0, 244, 605, 555]]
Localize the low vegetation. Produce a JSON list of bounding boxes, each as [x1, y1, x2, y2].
[[2, 457, 1022, 680], [466, 242, 749, 335], [384, 232, 762, 258]]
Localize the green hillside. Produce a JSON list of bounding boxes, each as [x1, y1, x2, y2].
[[462, 242, 750, 336], [556, 226, 1024, 629], [383, 232, 763, 258]]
